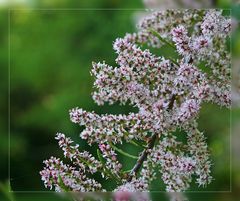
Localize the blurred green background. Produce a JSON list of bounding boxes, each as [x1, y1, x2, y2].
[[0, 0, 240, 201]]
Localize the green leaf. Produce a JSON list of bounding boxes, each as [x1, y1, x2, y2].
[[149, 29, 175, 49], [97, 149, 106, 167], [58, 175, 70, 192], [110, 143, 138, 159]]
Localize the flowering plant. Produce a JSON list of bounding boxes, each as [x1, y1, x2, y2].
[[40, 9, 231, 195]]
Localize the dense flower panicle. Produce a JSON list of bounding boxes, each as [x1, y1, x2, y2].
[[173, 63, 209, 99], [55, 133, 101, 173], [41, 9, 230, 194], [191, 35, 212, 54], [69, 107, 153, 143], [201, 10, 231, 36], [136, 9, 231, 108], [183, 121, 213, 186], [176, 99, 200, 123], [136, 10, 201, 48], [98, 143, 122, 176], [171, 25, 191, 56], [151, 134, 198, 192], [91, 43, 177, 109], [40, 157, 103, 192]]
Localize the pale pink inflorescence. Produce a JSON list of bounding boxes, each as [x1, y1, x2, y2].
[[40, 157, 103, 192], [98, 143, 122, 177], [40, 9, 230, 194]]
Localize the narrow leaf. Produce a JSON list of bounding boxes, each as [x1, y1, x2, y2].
[[129, 140, 146, 148], [149, 29, 175, 49], [110, 143, 138, 159]]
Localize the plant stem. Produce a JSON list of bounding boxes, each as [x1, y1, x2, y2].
[[127, 133, 157, 182], [127, 95, 176, 182]]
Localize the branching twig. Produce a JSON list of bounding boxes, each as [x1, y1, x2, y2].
[[127, 133, 157, 182], [127, 95, 176, 182]]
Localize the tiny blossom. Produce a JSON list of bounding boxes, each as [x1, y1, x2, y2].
[[40, 9, 230, 196]]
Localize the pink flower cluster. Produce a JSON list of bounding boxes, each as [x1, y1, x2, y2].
[[40, 9, 230, 194], [150, 130, 209, 192], [136, 9, 231, 107], [40, 157, 102, 192], [98, 143, 122, 177]]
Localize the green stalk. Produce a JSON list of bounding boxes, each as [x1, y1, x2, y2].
[[129, 140, 146, 148], [149, 29, 175, 49], [110, 142, 138, 159]]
